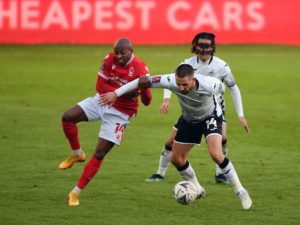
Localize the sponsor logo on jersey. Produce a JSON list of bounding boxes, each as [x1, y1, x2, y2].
[[112, 64, 116, 70], [152, 76, 161, 83], [128, 67, 134, 77]]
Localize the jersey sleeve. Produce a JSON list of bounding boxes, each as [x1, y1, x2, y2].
[[222, 63, 236, 88], [150, 74, 175, 89]]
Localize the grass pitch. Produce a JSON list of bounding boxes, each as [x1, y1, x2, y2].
[[0, 44, 299, 225]]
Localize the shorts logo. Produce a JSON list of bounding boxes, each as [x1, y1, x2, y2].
[[151, 76, 161, 83]]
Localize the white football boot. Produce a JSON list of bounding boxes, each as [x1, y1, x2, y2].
[[236, 188, 252, 210]]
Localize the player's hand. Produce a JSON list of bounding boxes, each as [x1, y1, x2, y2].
[[99, 92, 117, 106], [138, 76, 151, 88], [239, 116, 250, 133], [159, 99, 171, 115]]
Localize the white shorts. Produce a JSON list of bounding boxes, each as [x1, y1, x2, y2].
[[77, 94, 130, 145]]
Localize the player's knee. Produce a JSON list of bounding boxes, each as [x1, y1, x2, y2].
[[93, 151, 107, 160], [211, 153, 224, 164], [171, 155, 184, 167], [62, 111, 73, 123]]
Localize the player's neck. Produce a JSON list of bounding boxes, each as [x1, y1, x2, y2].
[[198, 55, 211, 63]]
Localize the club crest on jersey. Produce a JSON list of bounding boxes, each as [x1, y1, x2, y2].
[[128, 67, 134, 77], [152, 76, 161, 83], [208, 70, 214, 76], [112, 64, 116, 70]]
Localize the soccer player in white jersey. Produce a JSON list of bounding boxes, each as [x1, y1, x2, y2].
[[100, 64, 252, 210], [146, 32, 249, 183]]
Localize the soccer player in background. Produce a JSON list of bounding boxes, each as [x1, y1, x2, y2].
[[145, 32, 249, 183], [100, 64, 252, 210], [59, 38, 152, 206]]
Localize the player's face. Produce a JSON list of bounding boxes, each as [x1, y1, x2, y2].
[[195, 38, 213, 61], [114, 47, 132, 66], [176, 75, 195, 94]]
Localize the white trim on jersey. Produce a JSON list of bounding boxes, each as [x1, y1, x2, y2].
[[98, 71, 109, 80]]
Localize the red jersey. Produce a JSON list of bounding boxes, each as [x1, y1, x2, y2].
[[96, 52, 152, 117]]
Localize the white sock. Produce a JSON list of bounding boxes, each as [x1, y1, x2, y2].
[[72, 186, 82, 194], [178, 161, 203, 192], [215, 164, 223, 176], [156, 148, 172, 176], [72, 148, 83, 156], [219, 158, 243, 192]]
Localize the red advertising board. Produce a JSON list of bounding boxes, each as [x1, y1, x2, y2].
[[0, 0, 299, 45]]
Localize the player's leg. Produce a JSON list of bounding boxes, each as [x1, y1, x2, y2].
[[68, 138, 114, 206], [171, 118, 205, 198], [171, 142, 205, 198], [145, 128, 176, 182], [59, 105, 88, 169], [206, 134, 252, 210], [146, 116, 183, 182], [60, 95, 102, 169], [215, 121, 229, 183], [68, 105, 130, 206]]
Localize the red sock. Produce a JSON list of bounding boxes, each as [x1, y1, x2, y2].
[[77, 156, 103, 189], [62, 121, 80, 150]]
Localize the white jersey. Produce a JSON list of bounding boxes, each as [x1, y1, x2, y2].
[[181, 55, 235, 111], [150, 73, 224, 122]]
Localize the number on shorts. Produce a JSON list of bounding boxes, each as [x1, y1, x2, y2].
[[206, 118, 217, 130]]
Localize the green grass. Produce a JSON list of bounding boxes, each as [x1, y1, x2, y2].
[[0, 44, 300, 225]]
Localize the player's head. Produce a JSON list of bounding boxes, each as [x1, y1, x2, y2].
[[175, 64, 195, 94], [191, 32, 216, 61], [114, 37, 133, 66]]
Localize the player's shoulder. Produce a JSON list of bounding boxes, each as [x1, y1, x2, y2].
[[103, 52, 114, 63], [132, 55, 147, 66], [195, 73, 219, 87], [211, 56, 229, 68], [130, 55, 149, 75], [182, 55, 198, 66]]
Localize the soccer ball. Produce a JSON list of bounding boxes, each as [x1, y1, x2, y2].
[[173, 181, 197, 205]]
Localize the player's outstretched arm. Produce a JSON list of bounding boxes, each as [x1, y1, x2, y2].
[[100, 76, 151, 106]]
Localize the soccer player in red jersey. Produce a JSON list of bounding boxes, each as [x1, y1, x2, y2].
[[59, 38, 152, 206]]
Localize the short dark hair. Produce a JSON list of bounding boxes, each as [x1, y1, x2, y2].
[[175, 64, 194, 78], [191, 32, 216, 55]]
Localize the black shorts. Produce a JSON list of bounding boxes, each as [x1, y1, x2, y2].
[[174, 114, 222, 145]]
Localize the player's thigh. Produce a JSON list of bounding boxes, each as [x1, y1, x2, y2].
[[62, 105, 88, 123], [100, 108, 130, 145], [77, 94, 102, 122], [204, 115, 223, 163], [222, 121, 227, 140]]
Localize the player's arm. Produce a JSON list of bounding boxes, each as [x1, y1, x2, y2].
[[160, 89, 172, 114], [223, 64, 250, 133], [228, 85, 249, 133], [140, 87, 152, 106], [100, 75, 172, 106], [100, 77, 145, 106]]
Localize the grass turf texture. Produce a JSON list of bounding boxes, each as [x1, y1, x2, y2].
[[0, 45, 299, 225]]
